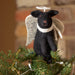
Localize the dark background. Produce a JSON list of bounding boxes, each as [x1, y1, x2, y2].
[[0, 0, 16, 52]]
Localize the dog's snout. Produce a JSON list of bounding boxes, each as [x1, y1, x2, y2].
[[43, 20, 47, 23]]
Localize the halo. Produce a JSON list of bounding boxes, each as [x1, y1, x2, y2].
[[36, 6, 51, 12]]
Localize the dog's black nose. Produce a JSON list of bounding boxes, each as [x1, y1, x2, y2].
[[43, 20, 47, 23], [43, 20, 47, 26]]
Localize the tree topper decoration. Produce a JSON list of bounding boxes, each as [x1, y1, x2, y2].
[[25, 6, 64, 63]]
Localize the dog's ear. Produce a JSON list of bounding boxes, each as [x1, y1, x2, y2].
[[31, 10, 41, 17], [48, 10, 59, 17]]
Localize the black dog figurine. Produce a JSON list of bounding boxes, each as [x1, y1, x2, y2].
[[31, 10, 59, 64]]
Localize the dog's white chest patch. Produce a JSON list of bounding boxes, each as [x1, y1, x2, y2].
[[37, 23, 54, 33]]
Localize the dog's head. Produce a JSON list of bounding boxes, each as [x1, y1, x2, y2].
[[31, 10, 59, 28]]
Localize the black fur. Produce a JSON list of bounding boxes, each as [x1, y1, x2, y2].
[[31, 10, 59, 64]]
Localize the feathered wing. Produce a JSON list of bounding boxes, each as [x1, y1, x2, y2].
[[52, 18, 64, 40], [52, 18, 65, 58], [52, 18, 64, 33], [25, 15, 38, 46]]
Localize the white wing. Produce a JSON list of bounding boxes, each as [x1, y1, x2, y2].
[[52, 18, 64, 33], [25, 15, 38, 46], [52, 18, 65, 58], [52, 18, 64, 40]]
